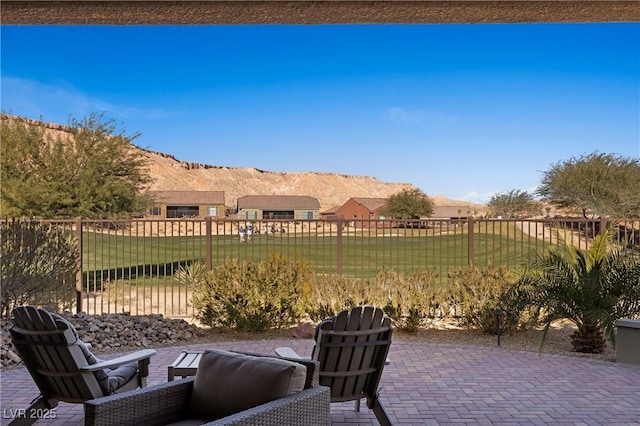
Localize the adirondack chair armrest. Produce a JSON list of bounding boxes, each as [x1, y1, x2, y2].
[[80, 349, 156, 373], [275, 347, 307, 359], [275, 346, 391, 364]]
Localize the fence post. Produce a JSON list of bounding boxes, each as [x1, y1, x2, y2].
[[336, 217, 343, 276], [205, 216, 212, 272], [467, 216, 474, 267], [75, 217, 83, 314]]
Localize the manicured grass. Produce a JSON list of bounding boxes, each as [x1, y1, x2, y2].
[[82, 225, 551, 287]]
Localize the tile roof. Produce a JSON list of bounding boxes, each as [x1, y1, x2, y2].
[[149, 191, 225, 205], [237, 195, 320, 209], [351, 198, 388, 212], [321, 205, 342, 214]]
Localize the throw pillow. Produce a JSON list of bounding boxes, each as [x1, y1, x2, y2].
[[189, 349, 307, 420]]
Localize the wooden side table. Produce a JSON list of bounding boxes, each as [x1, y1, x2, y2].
[[168, 350, 203, 381]]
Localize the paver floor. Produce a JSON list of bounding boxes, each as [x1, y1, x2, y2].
[[1, 339, 639, 425]]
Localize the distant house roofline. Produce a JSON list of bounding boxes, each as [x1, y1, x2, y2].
[[349, 197, 388, 213], [238, 195, 320, 210], [149, 190, 225, 205], [321, 205, 341, 215]]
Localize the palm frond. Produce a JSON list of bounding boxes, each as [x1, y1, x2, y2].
[[516, 225, 640, 353]]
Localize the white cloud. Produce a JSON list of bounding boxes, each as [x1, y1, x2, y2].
[[458, 190, 497, 205], [1, 75, 172, 122], [526, 185, 541, 199], [458, 185, 542, 205]]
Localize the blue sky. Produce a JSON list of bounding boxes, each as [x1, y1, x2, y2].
[[2, 24, 638, 203]]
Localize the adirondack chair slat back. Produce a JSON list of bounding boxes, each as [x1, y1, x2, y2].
[[10, 306, 105, 403], [311, 306, 392, 403]]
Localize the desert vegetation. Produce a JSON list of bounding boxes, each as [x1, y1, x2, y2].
[[513, 228, 640, 353], [2, 114, 640, 355], [0, 219, 78, 316], [175, 244, 640, 354], [1, 114, 151, 219]]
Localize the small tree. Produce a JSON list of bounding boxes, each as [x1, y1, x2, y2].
[[1, 219, 79, 316], [515, 228, 640, 353], [488, 189, 540, 218], [382, 188, 434, 219], [1, 114, 151, 219], [537, 152, 640, 219]]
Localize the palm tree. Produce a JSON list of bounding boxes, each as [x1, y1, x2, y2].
[[516, 228, 640, 353]]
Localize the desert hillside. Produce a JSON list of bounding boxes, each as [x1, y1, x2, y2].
[[4, 115, 483, 210], [142, 149, 416, 209]]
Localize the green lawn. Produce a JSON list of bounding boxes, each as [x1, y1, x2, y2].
[[82, 223, 552, 288]]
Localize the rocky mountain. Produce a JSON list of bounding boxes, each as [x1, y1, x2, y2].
[[141, 149, 416, 209], [4, 115, 483, 210]]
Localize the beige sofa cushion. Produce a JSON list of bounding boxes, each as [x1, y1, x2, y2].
[[189, 349, 307, 420]]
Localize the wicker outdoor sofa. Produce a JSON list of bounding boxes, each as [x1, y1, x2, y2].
[[84, 351, 331, 426]]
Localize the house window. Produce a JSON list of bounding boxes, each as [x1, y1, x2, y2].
[[167, 206, 199, 218], [206, 206, 219, 217], [149, 206, 161, 216], [263, 210, 294, 220], [304, 211, 314, 220]]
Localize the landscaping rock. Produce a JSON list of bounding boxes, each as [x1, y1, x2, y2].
[[289, 321, 315, 339], [1, 312, 205, 369]]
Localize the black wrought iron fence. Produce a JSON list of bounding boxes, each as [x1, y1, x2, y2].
[[3, 217, 638, 317]]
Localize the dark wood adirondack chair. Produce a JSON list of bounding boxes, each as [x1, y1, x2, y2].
[[277, 306, 393, 425], [8, 306, 156, 426]]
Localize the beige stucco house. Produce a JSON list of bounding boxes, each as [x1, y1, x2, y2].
[[237, 195, 320, 220], [147, 191, 226, 218]]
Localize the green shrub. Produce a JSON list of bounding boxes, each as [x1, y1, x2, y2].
[[447, 264, 521, 333], [174, 261, 207, 288], [376, 269, 440, 332], [183, 255, 313, 331], [307, 269, 442, 331], [307, 274, 379, 321], [102, 279, 155, 313], [1, 219, 78, 316]]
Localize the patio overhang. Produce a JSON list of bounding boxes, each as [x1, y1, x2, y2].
[[2, 1, 638, 25]]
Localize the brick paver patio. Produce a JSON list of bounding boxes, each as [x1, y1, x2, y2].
[[1, 339, 639, 425]]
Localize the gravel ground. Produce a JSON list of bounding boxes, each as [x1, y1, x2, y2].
[[393, 323, 617, 362], [167, 320, 617, 363]]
